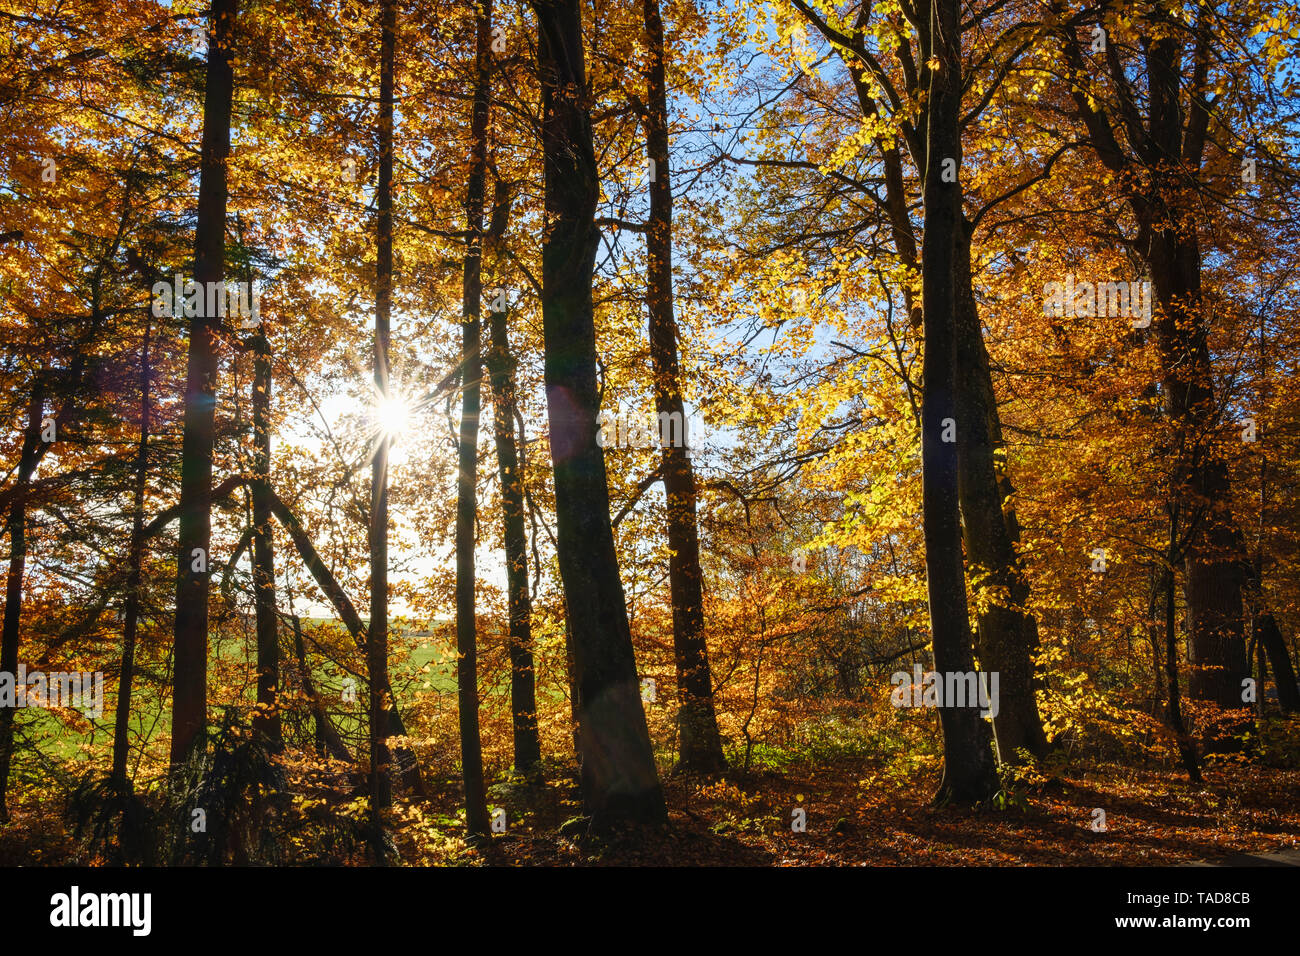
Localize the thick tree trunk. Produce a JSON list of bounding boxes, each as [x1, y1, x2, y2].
[[846, 44, 1047, 764], [369, 0, 397, 837], [113, 322, 152, 790], [250, 328, 281, 750], [953, 227, 1048, 763], [455, 0, 493, 839], [485, 304, 543, 779], [920, 0, 998, 805], [532, 0, 666, 828], [170, 0, 238, 768], [642, 0, 724, 774], [0, 387, 45, 821]]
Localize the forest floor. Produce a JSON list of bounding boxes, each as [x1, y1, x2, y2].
[[404, 755, 1300, 867], [3, 753, 1297, 866]]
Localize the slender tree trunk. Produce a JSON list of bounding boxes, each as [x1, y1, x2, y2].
[[953, 227, 1048, 763], [268, 492, 417, 774], [1147, 568, 1166, 707], [286, 588, 351, 762], [562, 600, 581, 761], [485, 301, 543, 779], [0, 387, 45, 821], [113, 321, 152, 790], [1258, 613, 1299, 714], [1164, 507, 1201, 782], [920, 0, 997, 805], [170, 0, 238, 769], [455, 0, 493, 840], [368, 0, 397, 851], [532, 0, 666, 828], [642, 0, 724, 774], [250, 326, 281, 750]]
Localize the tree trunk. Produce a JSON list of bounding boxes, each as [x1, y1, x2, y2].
[[1257, 612, 1299, 715], [267, 489, 419, 782], [531, 0, 666, 828], [170, 0, 238, 768], [1164, 508, 1202, 782], [455, 0, 493, 840], [953, 226, 1048, 762], [920, 0, 998, 805], [250, 326, 281, 750], [844, 38, 1047, 764], [369, 0, 397, 841], [286, 600, 351, 762], [485, 302, 543, 779], [1140, 31, 1245, 704], [642, 0, 724, 774], [0, 387, 45, 821], [1147, 568, 1166, 706], [113, 320, 152, 790], [1060, 17, 1251, 743], [1146, 223, 1250, 725]]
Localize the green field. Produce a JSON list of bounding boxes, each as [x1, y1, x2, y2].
[[11, 624, 462, 776]]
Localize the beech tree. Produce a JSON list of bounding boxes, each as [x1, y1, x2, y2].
[[369, 0, 398, 842], [455, 0, 493, 839], [170, 0, 238, 769], [532, 0, 666, 828], [641, 0, 725, 773]]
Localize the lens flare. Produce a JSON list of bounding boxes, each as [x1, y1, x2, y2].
[[374, 394, 411, 440]]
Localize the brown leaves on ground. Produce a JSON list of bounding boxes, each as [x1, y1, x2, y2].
[[450, 758, 1300, 867]]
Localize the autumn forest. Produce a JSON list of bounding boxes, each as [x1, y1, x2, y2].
[[1, 0, 1299, 874]]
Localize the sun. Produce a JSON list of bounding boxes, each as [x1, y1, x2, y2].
[[373, 393, 411, 440]]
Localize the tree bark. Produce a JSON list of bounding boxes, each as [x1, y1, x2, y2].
[[250, 326, 281, 750], [532, 0, 666, 828], [286, 605, 352, 762], [485, 302, 543, 779], [1254, 610, 1299, 715], [920, 0, 998, 805], [455, 0, 492, 839], [170, 0, 238, 769], [0, 386, 45, 821], [953, 227, 1049, 762], [369, 0, 397, 847], [1057, 11, 1250, 743], [642, 0, 724, 774], [1164, 507, 1202, 782], [113, 320, 152, 790]]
